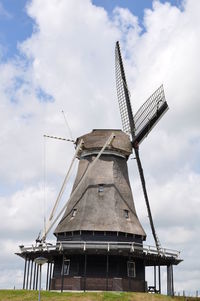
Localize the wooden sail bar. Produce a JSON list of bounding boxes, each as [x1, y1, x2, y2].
[[44, 134, 75, 143]]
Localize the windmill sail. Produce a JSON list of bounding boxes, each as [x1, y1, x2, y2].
[[115, 41, 135, 135], [115, 41, 164, 252], [133, 85, 168, 145]]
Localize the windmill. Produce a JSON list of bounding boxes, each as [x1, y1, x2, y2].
[[16, 42, 181, 295], [115, 41, 168, 252]]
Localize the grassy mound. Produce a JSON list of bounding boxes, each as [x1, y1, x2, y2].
[[0, 290, 198, 301]]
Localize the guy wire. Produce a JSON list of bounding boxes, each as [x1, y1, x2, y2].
[[43, 135, 47, 237], [61, 110, 74, 141]]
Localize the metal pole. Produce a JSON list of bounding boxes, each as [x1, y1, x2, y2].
[[38, 264, 42, 301], [26, 259, 30, 290], [158, 265, 161, 294], [22, 257, 27, 289], [46, 262, 49, 291]]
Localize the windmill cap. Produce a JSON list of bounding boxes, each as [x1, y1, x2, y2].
[[76, 129, 132, 158]]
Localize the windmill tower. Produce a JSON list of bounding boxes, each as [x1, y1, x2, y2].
[[16, 42, 182, 295]]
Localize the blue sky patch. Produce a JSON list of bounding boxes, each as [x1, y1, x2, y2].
[[0, 0, 33, 60], [36, 87, 54, 103]]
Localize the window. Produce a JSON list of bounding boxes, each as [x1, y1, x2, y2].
[[127, 261, 136, 278], [124, 209, 129, 219], [71, 208, 77, 217], [98, 184, 104, 193], [63, 259, 70, 275]]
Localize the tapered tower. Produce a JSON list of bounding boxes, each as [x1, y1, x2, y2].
[[54, 129, 146, 242]]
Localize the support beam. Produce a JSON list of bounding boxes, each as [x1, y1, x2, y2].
[[46, 262, 49, 291], [158, 265, 161, 294], [128, 255, 131, 291], [35, 264, 39, 290], [61, 254, 64, 292], [29, 260, 33, 290], [26, 259, 30, 290], [171, 265, 174, 296], [49, 263, 53, 291], [154, 266, 156, 292], [84, 253, 87, 292], [106, 253, 109, 291], [33, 262, 36, 290], [167, 265, 174, 296], [22, 258, 27, 290]]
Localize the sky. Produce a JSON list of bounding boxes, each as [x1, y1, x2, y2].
[[0, 0, 200, 295]]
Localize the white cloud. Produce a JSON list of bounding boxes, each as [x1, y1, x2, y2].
[[0, 0, 200, 293]]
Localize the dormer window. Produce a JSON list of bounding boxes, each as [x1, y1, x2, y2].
[[72, 208, 77, 217], [124, 209, 129, 219], [98, 184, 104, 193]]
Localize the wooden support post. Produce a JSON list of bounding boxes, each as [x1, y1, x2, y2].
[[61, 254, 64, 292], [29, 260, 33, 290], [128, 254, 131, 291], [106, 253, 109, 291], [167, 265, 174, 296], [26, 259, 30, 290], [158, 265, 161, 294], [46, 262, 49, 291], [154, 266, 156, 292], [84, 253, 87, 292], [22, 257, 27, 289], [35, 264, 39, 290], [33, 261, 36, 290], [171, 265, 174, 296], [167, 265, 170, 295], [49, 263, 53, 291]]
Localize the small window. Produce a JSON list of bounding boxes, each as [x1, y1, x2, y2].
[[98, 184, 104, 193], [124, 209, 129, 219], [63, 259, 70, 275], [72, 208, 77, 217], [127, 261, 136, 278]]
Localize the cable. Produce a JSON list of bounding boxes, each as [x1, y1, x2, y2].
[[61, 110, 74, 141]]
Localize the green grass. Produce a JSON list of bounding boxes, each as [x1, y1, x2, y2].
[[0, 290, 199, 301]]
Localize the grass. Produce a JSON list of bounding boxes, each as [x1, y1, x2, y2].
[[0, 290, 199, 301]]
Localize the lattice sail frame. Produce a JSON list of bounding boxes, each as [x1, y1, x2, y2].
[[133, 85, 167, 143], [115, 42, 168, 144], [115, 43, 133, 135]]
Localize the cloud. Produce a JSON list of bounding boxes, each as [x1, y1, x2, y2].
[[0, 0, 199, 293]]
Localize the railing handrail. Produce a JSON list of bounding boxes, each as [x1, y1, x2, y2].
[[18, 240, 181, 259]]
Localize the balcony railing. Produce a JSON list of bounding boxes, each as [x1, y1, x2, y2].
[[18, 240, 181, 259]]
